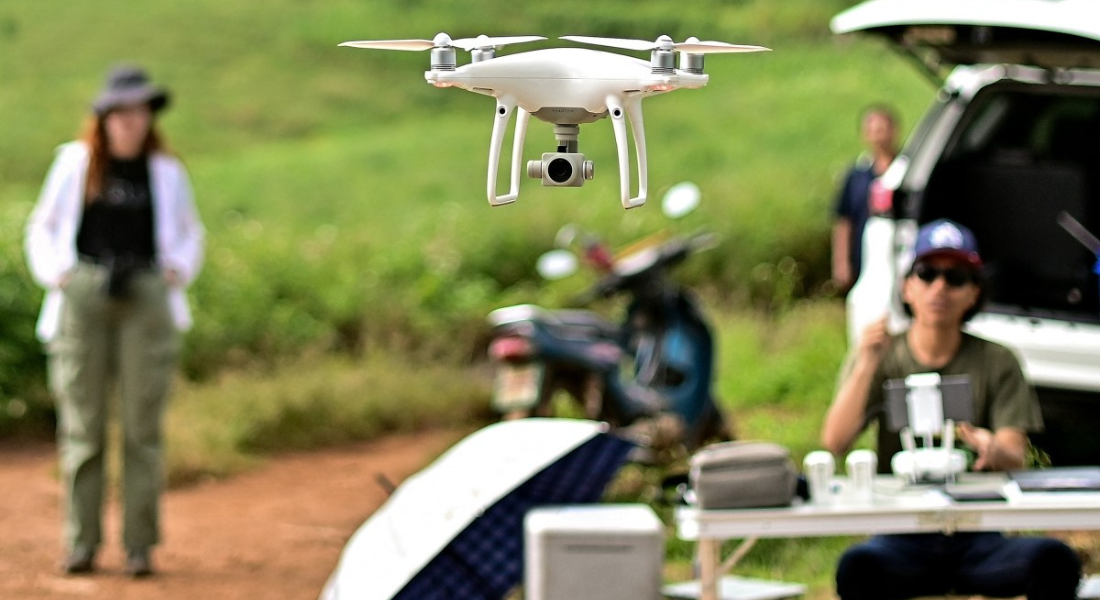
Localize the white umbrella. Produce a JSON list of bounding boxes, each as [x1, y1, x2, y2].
[[320, 418, 634, 600]]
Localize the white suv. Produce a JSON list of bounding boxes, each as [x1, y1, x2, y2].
[[832, 0, 1100, 466]]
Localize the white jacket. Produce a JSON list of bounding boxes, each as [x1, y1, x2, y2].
[[25, 141, 205, 342]]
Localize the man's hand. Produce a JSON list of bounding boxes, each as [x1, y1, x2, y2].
[[57, 270, 73, 290], [857, 317, 891, 363], [832, 219, 853, 292], [821, 317, 891, 456], [956, 422, 994, 469], [957, 422, 1028, 471]]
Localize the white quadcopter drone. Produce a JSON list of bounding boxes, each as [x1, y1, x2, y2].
[[339, 33, 769, 208]]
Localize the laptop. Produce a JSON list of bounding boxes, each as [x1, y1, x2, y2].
[[1009, 467, 1100, 492]]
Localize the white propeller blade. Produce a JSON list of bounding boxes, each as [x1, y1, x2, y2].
[[340, 33, 545, 51], [560, 35, 657, 52], [451, 35, 546, 50], [339, 39, 436, 51], [561, 35, 770, 54], [675, 40, 770, 54]]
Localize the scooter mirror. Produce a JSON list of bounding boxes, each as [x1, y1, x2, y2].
[[662, 181, 701, 219], [536, 249, 579, 280], [554, 224, 580, 249]]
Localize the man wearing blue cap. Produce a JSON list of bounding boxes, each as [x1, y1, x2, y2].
[[820, 219, 1081, 600]]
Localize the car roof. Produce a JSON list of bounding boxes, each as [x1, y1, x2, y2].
[[832, 0, 1100, 75]]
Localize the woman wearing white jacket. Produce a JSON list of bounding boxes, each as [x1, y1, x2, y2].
[[24, 65, 204, 578]]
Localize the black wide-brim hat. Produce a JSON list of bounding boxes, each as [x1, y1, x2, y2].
[[91, 64, 170, 117]]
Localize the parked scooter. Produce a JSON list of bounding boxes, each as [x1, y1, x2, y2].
[[486, 183, 732, 457]]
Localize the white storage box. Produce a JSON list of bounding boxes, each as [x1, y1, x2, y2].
[[525, 504, 665, 600]]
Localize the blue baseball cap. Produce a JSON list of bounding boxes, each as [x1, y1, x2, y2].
[[913, 219, 982, 270]]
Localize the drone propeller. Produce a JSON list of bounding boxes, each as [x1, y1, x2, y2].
[[452, 34, 547, 51], [675, 39, 771, 54], [560, 35, 769, 54], [339, 38, 437, 51], [340, 33, 545, 51]]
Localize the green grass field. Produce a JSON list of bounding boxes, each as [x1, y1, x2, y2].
[[0, 1, 956, 595]]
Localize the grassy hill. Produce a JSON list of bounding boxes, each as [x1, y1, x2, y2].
[[0, 2, 940, 593], [0, 0, 930, 380]]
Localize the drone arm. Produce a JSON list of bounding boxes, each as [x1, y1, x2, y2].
[[607, 95, 647, 209], [487, 98, 529, 206]]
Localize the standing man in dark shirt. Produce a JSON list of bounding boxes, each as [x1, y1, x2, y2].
[[832, 105, 898, 294], [25, 64, 204, 578]]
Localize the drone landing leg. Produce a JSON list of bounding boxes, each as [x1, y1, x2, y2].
[[607, 95, 648, 209], [487, 98, 529, 206]]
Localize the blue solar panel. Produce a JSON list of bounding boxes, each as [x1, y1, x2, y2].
[[394, 432, 634, 600]]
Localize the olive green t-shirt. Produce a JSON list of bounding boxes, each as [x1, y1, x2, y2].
[[844, 332, 1043, 473]]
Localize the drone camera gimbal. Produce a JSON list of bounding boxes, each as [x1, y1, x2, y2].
[[526, 124, 594, 187], [527, 153, 594, 187]]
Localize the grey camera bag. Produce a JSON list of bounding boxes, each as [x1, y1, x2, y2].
[[688, 441, 797, 509]]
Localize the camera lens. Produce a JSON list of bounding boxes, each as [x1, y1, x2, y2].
[[546, 157, 573, 184]]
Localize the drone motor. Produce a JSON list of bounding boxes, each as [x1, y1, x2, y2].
[[649, 35, 676, 74], [431, 46, 457, 71], [679, 38, 705, 74]]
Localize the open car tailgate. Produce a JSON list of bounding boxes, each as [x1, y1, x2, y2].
[[832, 0, 1100, 77]]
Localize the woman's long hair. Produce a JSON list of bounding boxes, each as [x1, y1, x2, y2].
[[79, 113, 170, 203]]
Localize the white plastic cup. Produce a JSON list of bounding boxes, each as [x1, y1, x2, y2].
[[845, 449, 878, 503], [803, 451, 836, 504]]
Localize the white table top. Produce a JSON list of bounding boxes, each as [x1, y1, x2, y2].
[[677, 474, 1100, 540]]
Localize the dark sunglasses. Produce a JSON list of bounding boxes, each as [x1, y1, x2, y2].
[[911, 262, 976, 287]]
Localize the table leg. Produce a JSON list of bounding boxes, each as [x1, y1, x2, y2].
[[698, 537, 719, 600]]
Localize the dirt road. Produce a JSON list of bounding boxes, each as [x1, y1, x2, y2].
[[0, 429, 466, 600]]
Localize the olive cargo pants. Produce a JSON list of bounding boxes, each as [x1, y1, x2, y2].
[[48, 261, 180, 552]]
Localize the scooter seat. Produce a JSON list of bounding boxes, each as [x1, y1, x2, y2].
[[544, 309, 619, 337], [489, 304, 619, 338]]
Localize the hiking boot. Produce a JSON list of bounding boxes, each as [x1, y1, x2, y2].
[[62, 546, 96, 575], [125, 549, 153, 578]]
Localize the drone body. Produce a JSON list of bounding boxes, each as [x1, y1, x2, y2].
[[341, 34, 767, 208], [426, 48, 706, 119]]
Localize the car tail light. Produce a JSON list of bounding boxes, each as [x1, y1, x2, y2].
[[869, 178, 893, 215], [489, 336, 534, 361]]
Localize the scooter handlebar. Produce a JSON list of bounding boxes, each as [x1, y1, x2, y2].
[[576, 232, 715, 302]]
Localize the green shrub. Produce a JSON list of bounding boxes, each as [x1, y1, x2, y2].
[[0, 201, 50, 435], [164, 351, 492, 484]]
